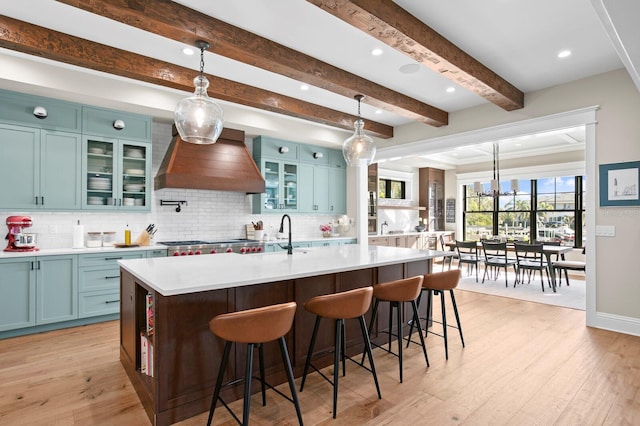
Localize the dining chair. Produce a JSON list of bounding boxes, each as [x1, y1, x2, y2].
[[439, 233, 458, 271], [455, 240, 483, 283], [514, 242, 552, 291], [481, 241, 518, 287], [552, 247, 586, 286]]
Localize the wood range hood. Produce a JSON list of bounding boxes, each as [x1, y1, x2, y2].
[[154, 126, 265, 194]]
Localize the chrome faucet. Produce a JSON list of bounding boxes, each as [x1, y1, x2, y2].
[[381, 221, 388, 235], [278, 214, 293, 255]]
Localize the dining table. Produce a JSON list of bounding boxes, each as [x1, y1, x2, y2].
[[444, 241, 573, 292]]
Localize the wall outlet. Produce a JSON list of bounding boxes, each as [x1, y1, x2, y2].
[[595, 225, 615, 237]]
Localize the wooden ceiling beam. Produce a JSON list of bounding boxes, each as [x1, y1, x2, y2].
[[0, 15, 393, 138], [56, 0, 447, 127], [308, 0, 525, 111]]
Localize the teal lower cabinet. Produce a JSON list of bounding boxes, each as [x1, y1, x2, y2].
[[0, 257, 36, 332], [36, 255, 78, 325], [78, 250, 146, 318], [0, 255, 78, 333], [311, 238, 356, 247], [1, 249, 166, 338]]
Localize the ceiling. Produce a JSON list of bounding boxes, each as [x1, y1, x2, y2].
[[0, 0, 636, 168]]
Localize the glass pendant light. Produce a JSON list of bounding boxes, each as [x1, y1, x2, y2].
[[342, 94, 376, 167], [174, 40, 224, 144]]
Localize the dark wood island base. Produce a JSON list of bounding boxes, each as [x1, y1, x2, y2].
[[120, 259, 431, 425]]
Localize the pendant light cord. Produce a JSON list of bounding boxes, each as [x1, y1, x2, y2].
[[199, 46, 205, 77]]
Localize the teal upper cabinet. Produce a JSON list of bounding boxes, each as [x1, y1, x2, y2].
[[329, 168, 347, 214], [299, 144, 330, 166], [0, 90, 152, 212], [253, 136, 346, 214], [298, 164, 330, 213], [253, 136, 298, 161], [82, 106, 152, 141], [254, 158, 298, 213], [253, 136, 299, 213], [0, 123, 82, 210], [0, 89, 81, 132], [82, 136, 151, 211], [329, 149, 347, 169]]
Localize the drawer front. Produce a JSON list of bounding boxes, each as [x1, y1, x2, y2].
[[82, 106, 151, 141], [79, 291, 120, 318], [0, 90, 81, 132], [79, 251, 145, 268], [79, 267, 120, 292]]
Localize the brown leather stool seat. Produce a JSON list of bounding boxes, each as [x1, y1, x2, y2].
[[407, 269, 465, 360], [366, 276, 429, 383], [207, 301, 303, 426], [300, 287, 381, 419]]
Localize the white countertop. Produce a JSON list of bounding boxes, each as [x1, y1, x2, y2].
[[119, 244, 451, 296], [0, 244, 166, 259]]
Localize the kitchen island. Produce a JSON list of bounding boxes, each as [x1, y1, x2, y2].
[[119, 244, 451, 425]]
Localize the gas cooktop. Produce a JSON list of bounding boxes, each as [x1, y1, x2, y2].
[[159, 239, 264, 256], [160, 239, 253, 246]]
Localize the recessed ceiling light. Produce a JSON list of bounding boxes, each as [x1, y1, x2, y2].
[[446, 87, 456, 93], [375, 109, 382, 114], [371, 48, 383, 56], [182, 47, 195, 56], [300, 84, 309, 91], [399, 63, 419, 74], [558, 50, 572, 58]]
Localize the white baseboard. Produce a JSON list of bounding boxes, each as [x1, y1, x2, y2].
[[590, 312, 640, 337]]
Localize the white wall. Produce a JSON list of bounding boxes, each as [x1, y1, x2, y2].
[[390, 68, 640, 333]]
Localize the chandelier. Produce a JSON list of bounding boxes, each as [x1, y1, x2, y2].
[[342, 94, 376, 167], [473, 143, 518, 197], [174, 40, 224, 144]]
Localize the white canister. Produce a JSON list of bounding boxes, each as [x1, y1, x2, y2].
[[86, 232, 102, 248], [102, 231, 117, 247]]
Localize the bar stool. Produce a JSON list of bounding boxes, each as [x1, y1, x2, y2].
[[407, 269, 465, 360], [366, 276, 429, 383], [207, 301, 303, 426], [299, 286, 381, 419]]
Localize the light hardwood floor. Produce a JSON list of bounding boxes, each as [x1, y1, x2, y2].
[[1, 289, 639, 425]]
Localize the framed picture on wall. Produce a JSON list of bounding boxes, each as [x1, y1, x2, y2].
[[599, 161, 640, 206]]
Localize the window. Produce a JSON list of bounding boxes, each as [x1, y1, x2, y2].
[[379, 178, 406, 199], [462, 176, 584, 247]]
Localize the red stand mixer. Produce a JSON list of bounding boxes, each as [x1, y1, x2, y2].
[[4, 216, 39, 252]]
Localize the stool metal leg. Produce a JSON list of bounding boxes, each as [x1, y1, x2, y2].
[[279, 336, 304, 425], [450, 290, 465, 348], [410, 299, 429, 367], [207, 340, 232, 426], [358, 315, 382, 400], [395, 301, 404, 383], [258, 343, 266, 407], [333, 318, 342, 419], [439, 292, 449, 360], [300, 316, 321, 392], [243, 343, 255, 425]]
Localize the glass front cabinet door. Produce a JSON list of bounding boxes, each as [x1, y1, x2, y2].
[[257, 160, 298, 213], [83, 136, 151, 211]]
